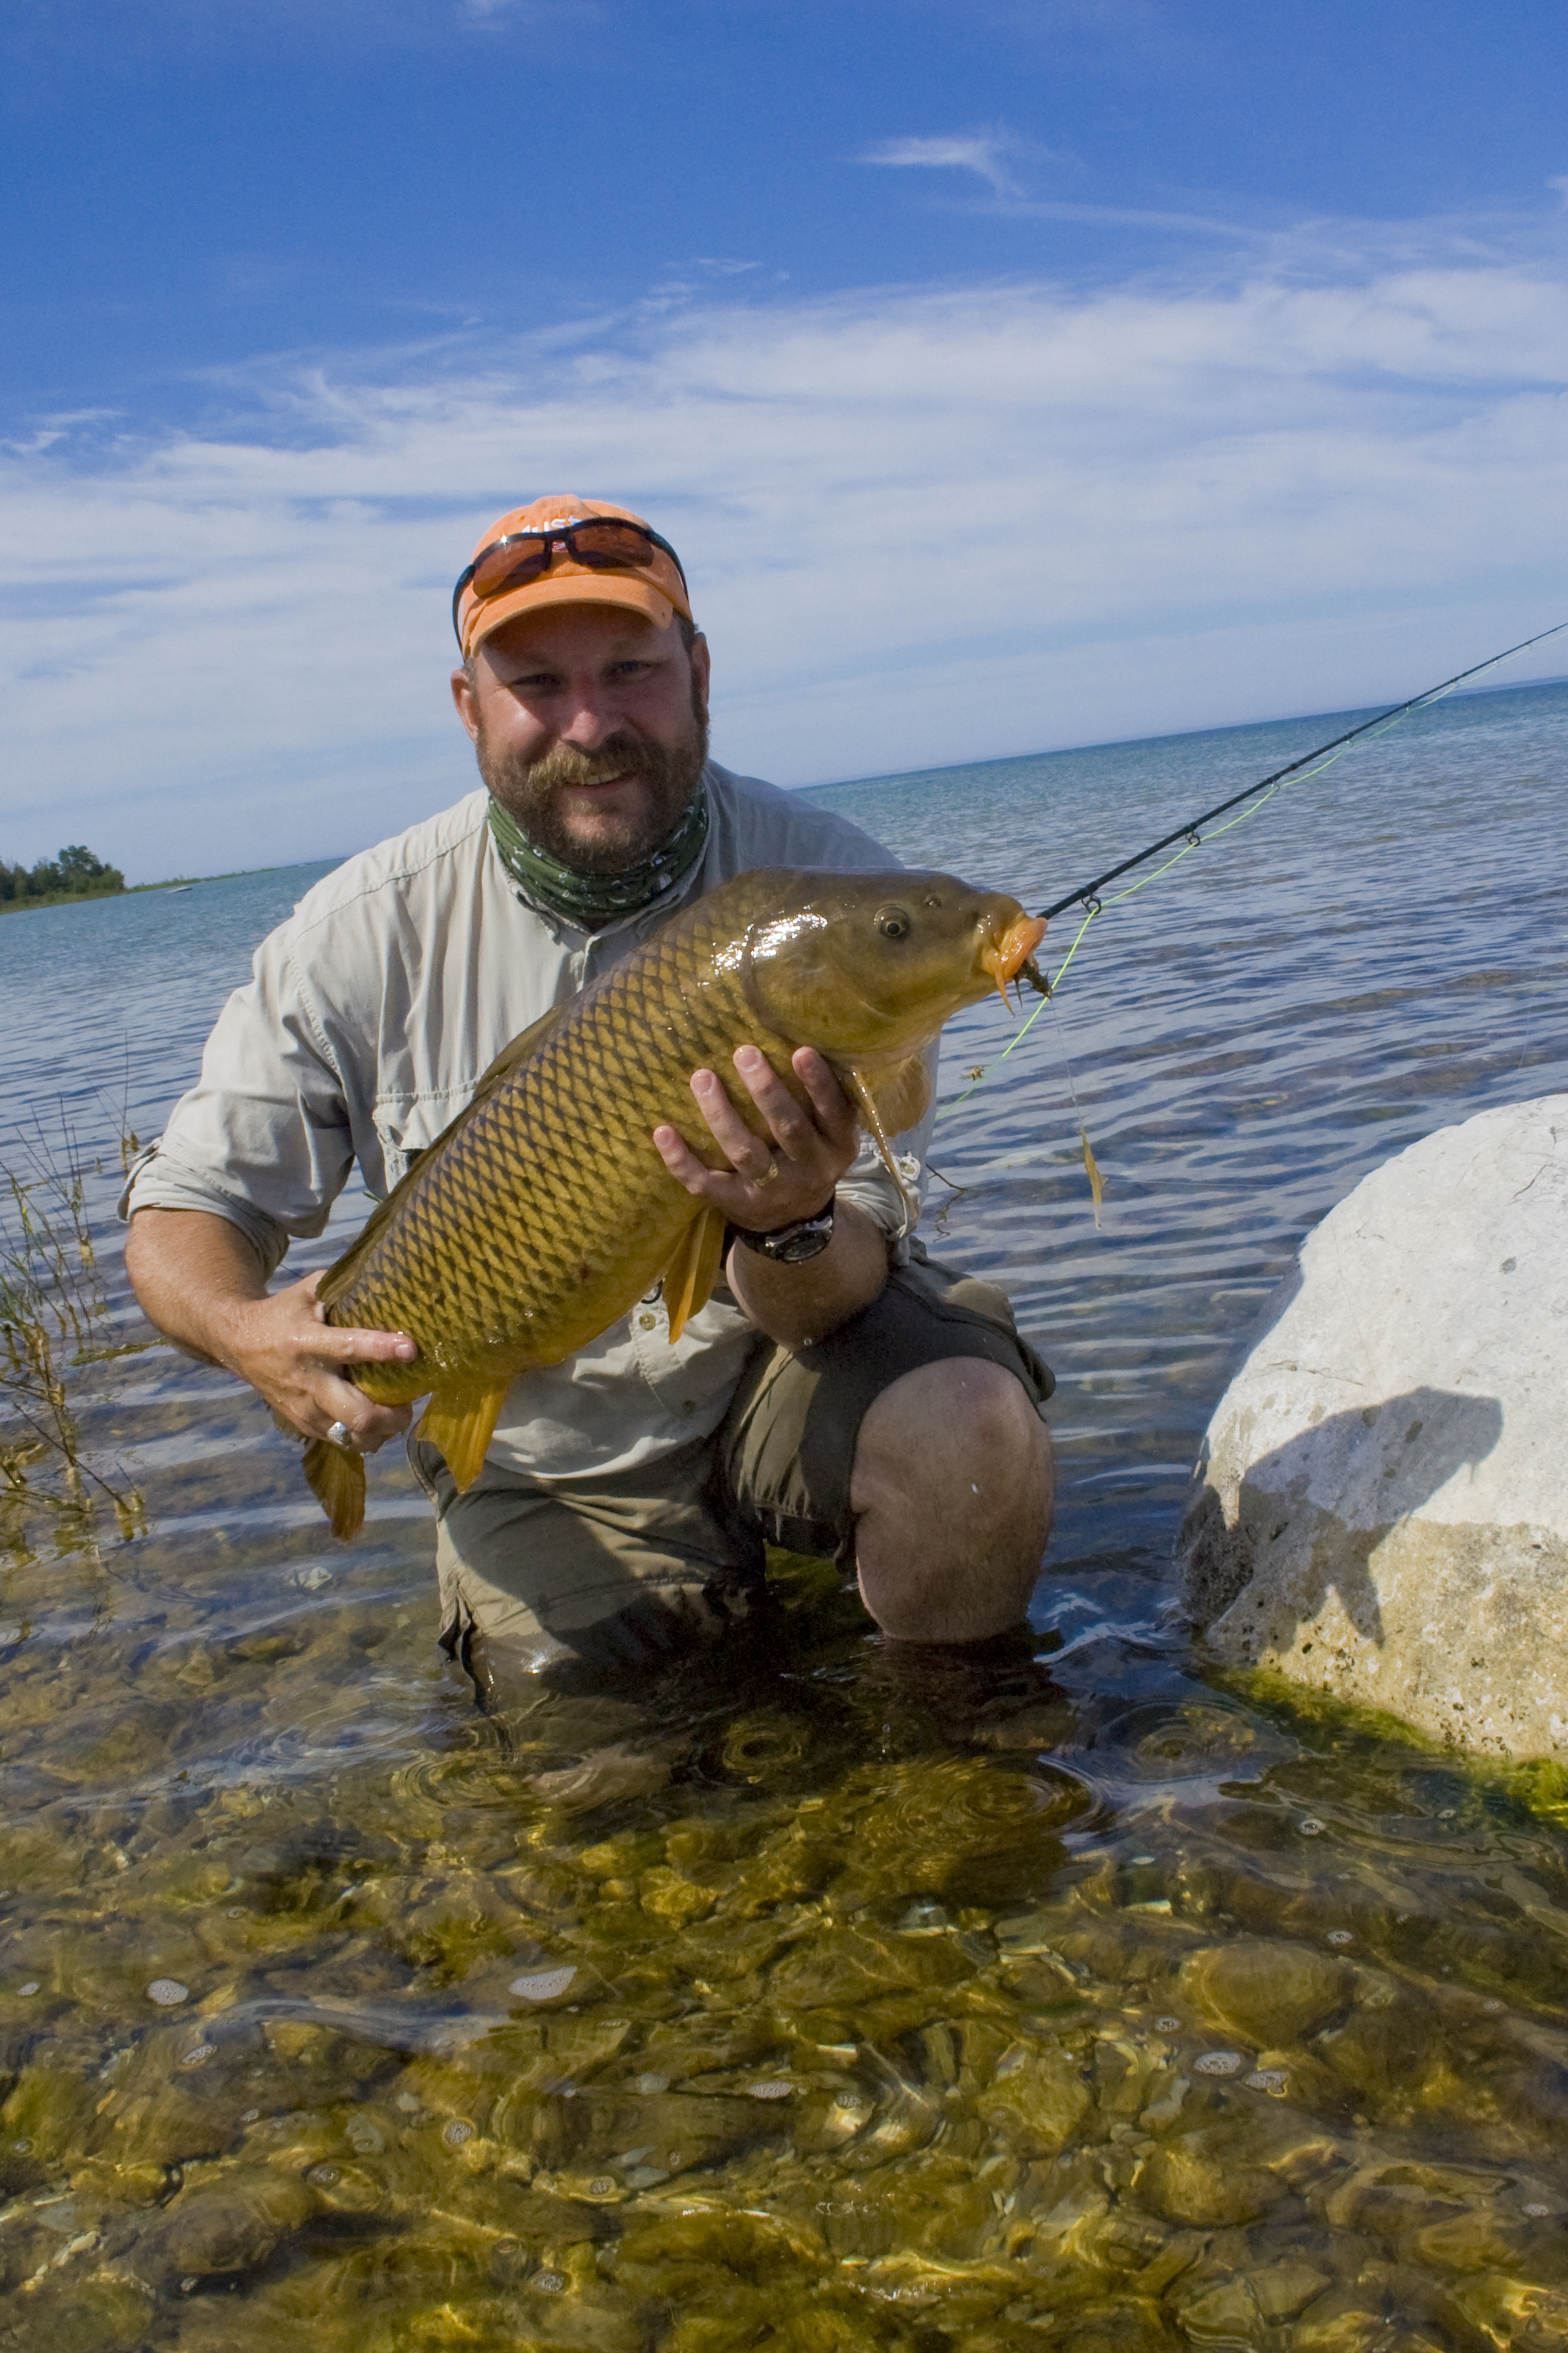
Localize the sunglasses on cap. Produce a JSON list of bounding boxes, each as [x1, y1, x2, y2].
[[452, 518, 689, 647]]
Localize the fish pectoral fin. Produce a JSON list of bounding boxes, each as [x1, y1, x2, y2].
[[418, 1381, 509, 1493], [303, 1438, 367, 1541], [844, 1070, 917, 1231], [661, 1204, 729, 1344], [858, 1052, 933, 1140]]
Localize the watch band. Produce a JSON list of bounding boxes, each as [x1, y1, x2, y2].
[[732, 1194, 837, 1263]]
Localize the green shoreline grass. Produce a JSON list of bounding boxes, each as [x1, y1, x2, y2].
[[0, 862, 302, 914]]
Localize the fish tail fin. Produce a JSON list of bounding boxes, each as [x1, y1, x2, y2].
[[303, 1438, 367, 1541], [662, 1204, 729, 1344], [418, 1381, 508, 1492]]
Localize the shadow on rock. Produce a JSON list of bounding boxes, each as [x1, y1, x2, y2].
[[1179, 1385, 1503, 1642]]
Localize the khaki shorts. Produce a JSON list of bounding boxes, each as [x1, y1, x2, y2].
[[408, 1247, 1053, 1687]]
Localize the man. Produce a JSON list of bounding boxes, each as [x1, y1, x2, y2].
[[124, 495, 1054, 1698]]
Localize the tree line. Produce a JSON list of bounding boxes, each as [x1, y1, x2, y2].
[[0, 845, 127, 909]]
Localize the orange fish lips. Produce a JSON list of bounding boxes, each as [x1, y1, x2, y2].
[[980, 911, 1048, 1006]]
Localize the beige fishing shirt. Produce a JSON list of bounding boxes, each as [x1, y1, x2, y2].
[[122, 763, 933, 1481]]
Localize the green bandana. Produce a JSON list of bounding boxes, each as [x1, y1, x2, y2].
[[487, 786, 710, 929]]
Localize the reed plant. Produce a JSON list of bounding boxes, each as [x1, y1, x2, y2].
[[0, 1108, 147, 1562]]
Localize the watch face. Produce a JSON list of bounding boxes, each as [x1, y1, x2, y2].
[[764, 1219, 834, 1263]]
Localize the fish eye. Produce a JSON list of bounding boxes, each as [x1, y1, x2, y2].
[[875, 904, 912, 940]]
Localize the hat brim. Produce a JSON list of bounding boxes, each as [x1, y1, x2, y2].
[[463, 568, 677, 661]]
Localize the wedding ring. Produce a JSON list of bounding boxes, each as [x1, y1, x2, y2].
[[325, 1419, 356, 1452], [753, 1156, 780, 1185]]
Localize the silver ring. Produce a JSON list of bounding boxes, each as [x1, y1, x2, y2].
[[325, 1419, 356, 1452]]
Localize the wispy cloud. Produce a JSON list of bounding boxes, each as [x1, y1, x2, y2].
[[860, 131, 1025, 200], [3, 207, 1567, 878]]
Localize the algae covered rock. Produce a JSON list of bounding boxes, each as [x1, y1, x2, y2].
[[1178, 1937, 1351, 2046], [828, 1753, 1086, 1910], [144, 2168, 316, 2279], [975, 2040, 1092, 2153], [1136, 2132, 1285, 2226], [1178, 1095, 1568, 1759]]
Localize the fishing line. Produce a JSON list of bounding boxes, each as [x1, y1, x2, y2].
[[933, 614, 1568, 1215], [1037, 614, 1568, 925]]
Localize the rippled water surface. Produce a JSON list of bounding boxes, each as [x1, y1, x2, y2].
[[2, 682, 1567, 2350]]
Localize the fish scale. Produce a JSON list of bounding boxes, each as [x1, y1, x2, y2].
[[299, 866, 1045, 1536]]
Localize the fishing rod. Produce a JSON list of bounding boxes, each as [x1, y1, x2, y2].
[[935, 614, 1568, 1192], [1036, 616, 1568, 925]]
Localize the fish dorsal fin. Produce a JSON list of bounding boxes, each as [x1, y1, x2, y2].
[[418, 1381, 510, 1493], [661, 1204, 729, 1344], [844, 1070, 917, 1232], [318, 1002, 568, 1311], [858, 1052, 932, 1141]]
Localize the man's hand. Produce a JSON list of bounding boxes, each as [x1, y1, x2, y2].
[[124, 1209, 418, 1453], [650, 1045, 890, 1352], [651, 1044, 858, 1230], [215, 1272, 419, 1451]]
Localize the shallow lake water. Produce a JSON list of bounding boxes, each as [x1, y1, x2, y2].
[[3, 681, 1568, 2350]]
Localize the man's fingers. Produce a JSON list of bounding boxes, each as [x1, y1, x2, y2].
[[790, 1047, 858, 1141], [653, 1124, 710, 1189], [313, 1376, 414, 1453], [687, 1067, 766, 1169], [296, 1322, 419, 1366]]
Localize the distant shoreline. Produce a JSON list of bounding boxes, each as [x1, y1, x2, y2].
[[0, 862, 305, 915]]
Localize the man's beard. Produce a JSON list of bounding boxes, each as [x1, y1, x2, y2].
[[476, 713, 709, 874]]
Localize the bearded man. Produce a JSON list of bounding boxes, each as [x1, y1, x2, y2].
[[123, 495, 1055, 1700]]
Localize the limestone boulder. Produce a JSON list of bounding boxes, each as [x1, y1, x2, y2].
[[1177, 1095, 1568, 1758]]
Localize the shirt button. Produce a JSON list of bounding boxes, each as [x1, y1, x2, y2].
[[638, 1312, 657, 1331]]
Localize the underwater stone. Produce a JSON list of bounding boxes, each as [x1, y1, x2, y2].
[[510, 1966, 577, 2003], [1250, 2260, 1333, 2321], [1317, 1981, 1441, 2102], [975, 2043, 1092, 2153], [146, 2170, 314, 2278], [1179, 1939, 1352, 2046], [1137, 2134, 1285, 2226], [1178, 1094, 1568, 1760]]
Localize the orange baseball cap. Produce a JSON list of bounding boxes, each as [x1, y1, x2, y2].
[[454, 493, 692, 661]]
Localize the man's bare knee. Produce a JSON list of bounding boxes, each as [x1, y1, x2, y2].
[[851, 1358, 1054, 1644], [852, 1357, 1048, 1512]]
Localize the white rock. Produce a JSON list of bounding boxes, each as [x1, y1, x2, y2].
[[1177, 1095, 1568, 1759]]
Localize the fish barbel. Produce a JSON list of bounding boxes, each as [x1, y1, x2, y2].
[[303, 867, 1046, 1537]]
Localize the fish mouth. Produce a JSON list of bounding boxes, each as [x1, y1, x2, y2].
[[980, 913, 1048, 1007]]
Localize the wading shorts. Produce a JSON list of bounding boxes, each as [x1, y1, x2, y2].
[[408, 1247, 1053, 1683]]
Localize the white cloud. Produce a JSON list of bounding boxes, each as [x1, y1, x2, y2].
[[3, 216, 1567, 880], [860, 132, 1025, 200]]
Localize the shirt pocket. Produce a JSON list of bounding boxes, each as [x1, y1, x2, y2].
[[370, 1091, 472, 1196]]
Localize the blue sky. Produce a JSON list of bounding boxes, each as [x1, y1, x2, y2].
[[3, 0, 1566, 878]]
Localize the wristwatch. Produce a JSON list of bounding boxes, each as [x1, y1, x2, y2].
[[733, 1194, 837, 1264]]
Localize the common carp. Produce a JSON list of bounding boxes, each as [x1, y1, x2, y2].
[[303, 867, 1046, 1537]]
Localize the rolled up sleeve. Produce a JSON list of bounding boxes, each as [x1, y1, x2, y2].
[[120, 936, 358, 1279]]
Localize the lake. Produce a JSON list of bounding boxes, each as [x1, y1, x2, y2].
[[2, 677, 1567, 2348]]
